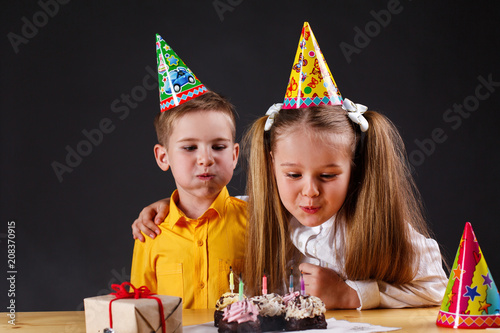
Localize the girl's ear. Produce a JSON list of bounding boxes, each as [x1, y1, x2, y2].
[[154, 144, 170, 171]]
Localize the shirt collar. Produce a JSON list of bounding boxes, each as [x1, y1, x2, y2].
[[320, 214, 336, 231], [167, 187, 230, 228], [290, 214, 336, 234]]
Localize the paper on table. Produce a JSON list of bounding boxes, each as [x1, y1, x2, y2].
[[184, 318, 400, 332]]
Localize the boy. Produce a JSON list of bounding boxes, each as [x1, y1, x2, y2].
[[130, 35, 246, 309]]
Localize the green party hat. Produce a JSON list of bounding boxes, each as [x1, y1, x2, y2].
[[155, 34, 207, 112]]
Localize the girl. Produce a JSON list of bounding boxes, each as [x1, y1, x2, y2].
[[241, 101, 447, 309]]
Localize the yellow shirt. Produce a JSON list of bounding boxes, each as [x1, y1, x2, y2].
[[130, 187, 247, 309]]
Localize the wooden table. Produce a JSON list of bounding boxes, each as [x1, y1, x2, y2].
[[1, 307, 495, 332]]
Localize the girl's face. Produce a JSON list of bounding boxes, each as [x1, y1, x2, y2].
[[272, 128, 352, 227]]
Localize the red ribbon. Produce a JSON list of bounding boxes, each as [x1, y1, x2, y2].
[[108, 282, 166, 333]]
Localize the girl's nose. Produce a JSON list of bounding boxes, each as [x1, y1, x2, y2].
[[302, 178, 319, 198]]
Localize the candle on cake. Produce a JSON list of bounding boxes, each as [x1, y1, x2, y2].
[[229, 266, 234, 293], [300, 271, 305, 296], [262, 271, 268, 295], [239, 273, 244, 301]]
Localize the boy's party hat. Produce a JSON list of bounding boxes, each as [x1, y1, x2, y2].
[[283, 22, 343, 109], [436, 222, 500, 329], [155, 34, 207, 112]]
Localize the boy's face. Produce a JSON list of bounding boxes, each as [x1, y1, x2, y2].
[[155, 110, 239, 205]]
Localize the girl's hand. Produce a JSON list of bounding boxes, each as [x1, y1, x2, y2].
[[299, 263, 361, 309], [131, 198, 170, 242]]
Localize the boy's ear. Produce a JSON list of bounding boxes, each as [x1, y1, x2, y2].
[[232, 143, 240, 170], [154, 144, 170, 171]]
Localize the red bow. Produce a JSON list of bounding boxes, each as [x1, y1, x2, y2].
[[108, 282, 166, 333]]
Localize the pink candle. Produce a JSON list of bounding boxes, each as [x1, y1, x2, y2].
[[262, 273, 268, 295]]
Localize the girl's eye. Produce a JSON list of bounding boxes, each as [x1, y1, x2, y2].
[[321, 174, 337, 180], [212, 145, 227, 151], [286, 173, 302, 179]]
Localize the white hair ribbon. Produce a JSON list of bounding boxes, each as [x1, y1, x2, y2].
[[264, 103, 283, 131], [342, 98, 369, 132]]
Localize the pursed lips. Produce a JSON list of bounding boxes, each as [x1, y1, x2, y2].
[[196, 173, 215, 181], [300, 206, 320, 214]]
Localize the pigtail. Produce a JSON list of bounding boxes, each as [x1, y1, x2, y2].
[[242, 116, 291, 295], [343, 111, 429, 284]]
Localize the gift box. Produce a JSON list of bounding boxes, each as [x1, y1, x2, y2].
[[84, 283, 182, 333]]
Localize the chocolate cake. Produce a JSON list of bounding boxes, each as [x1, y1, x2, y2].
[[214, 292, 243, 327], [251, 293, 286, 331], [218, 299, 261, 333], [284, 295, 327, 331]]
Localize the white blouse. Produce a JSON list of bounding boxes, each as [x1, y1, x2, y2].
[[289, 215, 448, 309]]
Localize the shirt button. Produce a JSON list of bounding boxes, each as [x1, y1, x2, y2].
[[200, 282, 205, 289], [197, 240, 203, 247], [298, 242, 303, 248]]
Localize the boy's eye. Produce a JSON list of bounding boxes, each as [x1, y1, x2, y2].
[[182, 146, 197, 151]]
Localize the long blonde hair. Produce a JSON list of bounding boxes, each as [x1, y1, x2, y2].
[[242, 105, 430, 296]]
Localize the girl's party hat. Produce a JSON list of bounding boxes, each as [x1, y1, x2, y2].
[[155, 34, 207, 112], [436, 222, 500, 328], [283, 22, 343, 109]]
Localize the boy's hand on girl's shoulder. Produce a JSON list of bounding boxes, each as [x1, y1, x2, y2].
[[299, 263, 361, 310], [132, 198, 170, 242]]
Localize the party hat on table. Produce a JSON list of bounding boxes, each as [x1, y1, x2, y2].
[[436, 222, 500, 329], [283, 22, 343, 109], [155, 34, 207, 112]]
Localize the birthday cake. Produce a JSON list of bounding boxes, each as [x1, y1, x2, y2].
[[251, 293, 286, 331], [285, 295, 327, 331], [214, 292, 327, 332], [218, 299, 261, 333], [214, 292, 245, 327]]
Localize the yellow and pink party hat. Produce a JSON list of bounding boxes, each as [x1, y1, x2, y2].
[[155, 34, 207, 112], [283, 22, 343, 109], [436, 222, 500, 329]]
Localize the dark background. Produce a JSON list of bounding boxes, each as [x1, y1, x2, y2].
[[1, 0, 499, 311]]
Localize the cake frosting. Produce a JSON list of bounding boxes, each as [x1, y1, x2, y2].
[[282, 291, 300, 306], [222, 299, 259, 324], [215, 292, 243, 311], [285, 295, 326, 319], [251, 293, 285, 317]]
